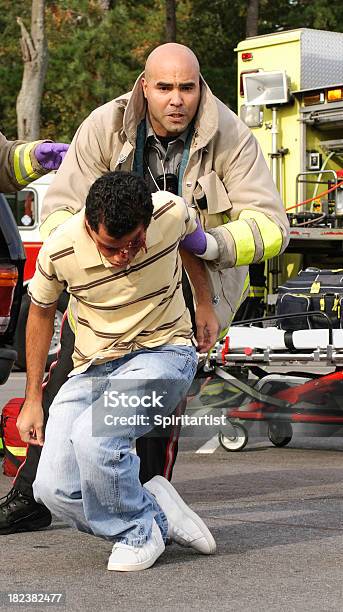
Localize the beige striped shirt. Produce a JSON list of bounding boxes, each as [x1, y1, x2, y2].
[[28, 191, 197, 374]]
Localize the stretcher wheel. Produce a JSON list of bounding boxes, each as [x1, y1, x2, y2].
[[218, 424, 248, 452], [268, 422, 292, 447]]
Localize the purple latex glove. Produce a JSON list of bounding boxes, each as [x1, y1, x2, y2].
[[180, 217, 207, 254], [34, 142, 69, 171]]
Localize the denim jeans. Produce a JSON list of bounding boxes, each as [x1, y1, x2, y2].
[[33, 345, 197, 546]]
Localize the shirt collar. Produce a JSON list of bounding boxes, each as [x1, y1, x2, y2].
[[72, 209, 163, 270]]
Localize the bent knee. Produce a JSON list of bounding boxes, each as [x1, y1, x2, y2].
[[33, 476, 60, 513]]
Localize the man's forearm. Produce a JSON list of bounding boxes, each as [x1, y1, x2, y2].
[[25, 302, 57, 401], [180, 248, 212, 304]]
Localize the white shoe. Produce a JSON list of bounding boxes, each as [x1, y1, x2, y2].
[[107, 519, 165, 571], [144, 476, 216, 555]]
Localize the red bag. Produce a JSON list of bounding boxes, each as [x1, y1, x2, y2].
[[0, 398, 27, 477]]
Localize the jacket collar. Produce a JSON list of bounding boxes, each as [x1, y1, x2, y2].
[[116, 72, 219, 151]]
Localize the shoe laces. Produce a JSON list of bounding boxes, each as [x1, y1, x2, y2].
[[0, 488, 31, 513]]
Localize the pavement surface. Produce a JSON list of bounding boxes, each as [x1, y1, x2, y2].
[[1, 374, 343, 612]]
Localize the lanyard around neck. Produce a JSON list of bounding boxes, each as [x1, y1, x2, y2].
[[133, 120, 193, 196]]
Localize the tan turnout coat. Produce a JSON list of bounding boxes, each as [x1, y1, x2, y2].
[[41, 75, 290, 330]]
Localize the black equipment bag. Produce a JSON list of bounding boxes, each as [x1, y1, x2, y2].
[[276, 268, 343, 331]]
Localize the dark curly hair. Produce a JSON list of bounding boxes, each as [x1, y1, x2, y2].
[[85, 171, 153, 238]]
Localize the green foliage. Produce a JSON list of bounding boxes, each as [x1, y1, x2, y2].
[[42, 0, 164, 140], [0, 0, 342, 140]]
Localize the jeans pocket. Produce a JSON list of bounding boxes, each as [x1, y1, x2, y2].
[[166, 346, 198, 377]]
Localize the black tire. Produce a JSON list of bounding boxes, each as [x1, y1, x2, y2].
[[14, 291, 69, 371], [218, 423, 248, 452], [268, 422, 293, 447]]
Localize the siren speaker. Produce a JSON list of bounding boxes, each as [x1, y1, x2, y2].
[[243, 71, 289, 106]]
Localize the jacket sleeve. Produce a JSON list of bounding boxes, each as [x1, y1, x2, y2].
[[40, 117, 110, 240], [207, 131, 290, 270], [0, 131, 47, 193]]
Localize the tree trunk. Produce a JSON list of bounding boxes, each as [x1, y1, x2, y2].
[[165, 0, 177, 42], [16, 0, 48, 140], [246, 0, 259, 38], [98, 0, 116, 9]]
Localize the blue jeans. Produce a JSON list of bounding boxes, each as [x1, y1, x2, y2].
[[33, 345, 197, 546]]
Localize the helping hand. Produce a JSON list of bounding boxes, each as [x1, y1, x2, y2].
[[35, 142, 69, 171], [180, 218, 207, 254]]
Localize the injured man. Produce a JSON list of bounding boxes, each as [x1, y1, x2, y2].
[[17, 171, 219, 572]]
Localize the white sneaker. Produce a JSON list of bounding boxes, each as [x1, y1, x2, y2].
[[107, 519, 165, 571], [144, 476, 216, 555]]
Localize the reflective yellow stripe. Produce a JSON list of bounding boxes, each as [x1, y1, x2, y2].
[[40, 210, 75, 240], [13, 141, 41, 186], [249, 286, 265, 298], [201, 382, 225, 395], [67, 299, 77, 334], [240, 210, 283, 260], [224, 220, 255, 266], [6, 446, 27, 456]]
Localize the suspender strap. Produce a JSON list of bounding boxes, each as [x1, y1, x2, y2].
[[177, 127, 193, 195], [133, 120, 146, 177]]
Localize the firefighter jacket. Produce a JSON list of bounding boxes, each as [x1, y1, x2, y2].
[[0, 131, 46, 192], [40, 74, 290, 330]]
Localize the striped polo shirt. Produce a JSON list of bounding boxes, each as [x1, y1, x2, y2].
[[28, 191, 197, 374]]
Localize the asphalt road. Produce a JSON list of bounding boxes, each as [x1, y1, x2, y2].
[[1, 373, 343, 612]]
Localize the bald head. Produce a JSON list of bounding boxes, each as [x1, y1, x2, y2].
[[144, 44, 200, 80], [141, 44, 201, 137]]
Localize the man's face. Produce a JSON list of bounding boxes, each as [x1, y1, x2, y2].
[[86, 221, 147, 268], [141, 59, 200, 137]]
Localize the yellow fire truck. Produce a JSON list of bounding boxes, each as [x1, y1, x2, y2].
[[236, 28, 343, 301]]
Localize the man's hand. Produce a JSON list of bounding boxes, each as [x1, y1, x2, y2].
[[16, 400, 44, 446], [195, 303, 220, 353]]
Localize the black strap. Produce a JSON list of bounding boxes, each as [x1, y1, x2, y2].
[[284, 330, 297, 352], [3, 445, 21, 468]]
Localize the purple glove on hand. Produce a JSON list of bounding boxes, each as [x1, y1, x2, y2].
[[180, 217, 207, 254], [35, 142, 69, 171]]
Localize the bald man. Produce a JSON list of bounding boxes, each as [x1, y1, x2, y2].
[[0, 43, 289, 535]]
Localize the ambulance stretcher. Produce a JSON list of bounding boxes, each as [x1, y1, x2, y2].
[[202, 312, 343, 451]]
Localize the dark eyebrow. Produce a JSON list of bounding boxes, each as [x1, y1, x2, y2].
[[155, 81, 196, 87]]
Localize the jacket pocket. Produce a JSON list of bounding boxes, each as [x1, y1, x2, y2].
[[204, 265, 248, 333], [196, 171, 232, 215]]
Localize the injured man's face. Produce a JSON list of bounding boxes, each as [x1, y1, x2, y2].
[[85, 221, 147, 267]]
